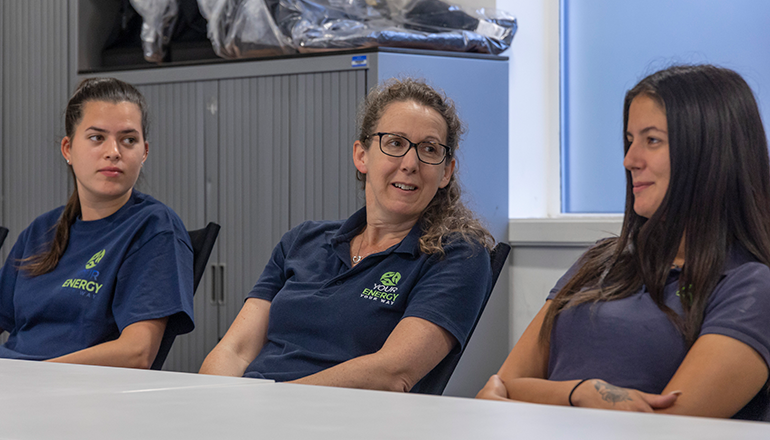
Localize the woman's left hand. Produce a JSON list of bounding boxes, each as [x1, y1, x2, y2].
[[572, 379, 680, 412], [476, 375, 513, 401]]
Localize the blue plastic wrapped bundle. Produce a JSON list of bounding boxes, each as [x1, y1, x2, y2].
[[271, 0, 517, 54]]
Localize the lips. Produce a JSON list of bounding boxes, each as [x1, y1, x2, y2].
[[393, 182, 417, 191], [632, 182, 652, 193], [99, 167, 123, 177]]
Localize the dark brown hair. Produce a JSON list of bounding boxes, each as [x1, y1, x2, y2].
[[356, 78, 494, 254], [541, 65, 770, 347], [20, 78, 149, 276]]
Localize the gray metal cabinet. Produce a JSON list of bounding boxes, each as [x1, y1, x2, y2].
[[5, 0, 509, 396], [117, 67, 367, 372], [1, 0, 71, 259]]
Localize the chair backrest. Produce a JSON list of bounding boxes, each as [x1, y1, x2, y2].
[[150, 222, 220, 370], [0, 227, 8, 250], [410, 242, 511, 395]]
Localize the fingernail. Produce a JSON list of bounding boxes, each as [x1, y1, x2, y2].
[[670, 390, 683, 396]]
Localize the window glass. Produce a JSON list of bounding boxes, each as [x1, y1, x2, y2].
[[561, 0, 770, 212]]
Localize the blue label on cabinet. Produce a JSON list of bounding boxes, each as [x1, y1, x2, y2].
[[351, 55, 367, 67]]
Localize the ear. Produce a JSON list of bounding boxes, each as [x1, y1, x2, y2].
[[142, 141, 149, 163], [61, 136, 72, 163], [439, 157, 455, 189], [353, 140, 369, 175]]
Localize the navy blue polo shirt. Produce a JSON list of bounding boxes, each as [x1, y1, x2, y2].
[[243, 207, 492, 383], [0, 191, 195, 360], [547, 245, 770, 420]]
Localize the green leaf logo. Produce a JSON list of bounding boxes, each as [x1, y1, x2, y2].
[[86, 249, 106, 269], [380, 271, 401, 286]]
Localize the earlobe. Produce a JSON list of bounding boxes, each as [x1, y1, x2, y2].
[[61, 137, 71, 163], [353, 140, 368, 175], [439, 158, 456, 188]]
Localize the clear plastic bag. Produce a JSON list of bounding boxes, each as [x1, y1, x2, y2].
[[273, 0, 516, 54], [197, 0, 295, 58], [129, 0, 179, 63]]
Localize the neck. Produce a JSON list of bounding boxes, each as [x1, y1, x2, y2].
[[79, 190, 132, 221], [362, 211, 417, 247]]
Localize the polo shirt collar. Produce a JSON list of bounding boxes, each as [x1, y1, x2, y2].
[[667, 242, 757, 277], [331, 207, 422, 258]]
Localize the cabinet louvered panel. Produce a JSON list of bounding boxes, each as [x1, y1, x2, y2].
[[1, 0, 70, 259], [135, 81, 213, 373], [289, 70, 366, 227], [216, 76, 291, 339]]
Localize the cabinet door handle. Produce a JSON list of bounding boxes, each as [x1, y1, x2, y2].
[[218, 263, 226, 305], [210, 264, 218, 305]]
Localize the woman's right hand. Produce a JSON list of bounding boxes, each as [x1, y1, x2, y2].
[[571, 379, 681, 412]]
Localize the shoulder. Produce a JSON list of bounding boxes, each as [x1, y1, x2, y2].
[[709, 259, 770, 307], [434, 234, 490, 261], [122, 191, 191, 249], [27, 206, 65, 231], [14, 206, 65, 246], [280, 219, 346, 248], [421, 235, 492, 280], [292, 219, 345, 237]]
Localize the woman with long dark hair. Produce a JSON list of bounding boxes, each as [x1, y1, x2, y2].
[[0, 78, 194, 367], [478, 65, 770, 420]]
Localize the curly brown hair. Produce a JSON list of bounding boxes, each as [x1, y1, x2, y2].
[[356, 78, 494, 255]]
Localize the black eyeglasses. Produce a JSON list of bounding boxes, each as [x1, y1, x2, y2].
[[369, 132, 451, 165]]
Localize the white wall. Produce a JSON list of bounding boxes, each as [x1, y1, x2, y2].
[[496, 0, 561, 219], [452, 0, 497, 10], [493, 1, 624, 349]]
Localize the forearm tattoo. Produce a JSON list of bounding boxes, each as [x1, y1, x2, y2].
[[593, 381, 632, 405]]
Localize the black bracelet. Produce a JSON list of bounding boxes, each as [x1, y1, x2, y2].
[[568, 379, 591, 407]]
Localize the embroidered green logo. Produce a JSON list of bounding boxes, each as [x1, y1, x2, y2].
[[380, 271, 401, 286], [86, 249, 106, 269], [360, 272, 402, 305]]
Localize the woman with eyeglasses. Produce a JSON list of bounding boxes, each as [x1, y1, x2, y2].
[[200, 78, 494, 391], [477, 65, 770, 420]]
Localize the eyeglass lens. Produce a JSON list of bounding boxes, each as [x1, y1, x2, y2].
[[379, 133, 446, 164]]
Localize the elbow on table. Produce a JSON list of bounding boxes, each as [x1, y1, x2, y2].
[[124, 345, 159, 369], [379, 367, 419, 393]]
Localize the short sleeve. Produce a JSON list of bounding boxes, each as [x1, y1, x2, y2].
[[546, 256, 584, 301], [115, 230, 194, 336], [401, 240, 492, 350], [700, 262, 770, 369], [247, 226, 299, 302]]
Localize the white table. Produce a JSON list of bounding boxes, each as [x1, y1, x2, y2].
[[1, 359, 768, 439]]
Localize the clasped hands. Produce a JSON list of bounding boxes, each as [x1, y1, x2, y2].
[[477, 375, 681, 413]]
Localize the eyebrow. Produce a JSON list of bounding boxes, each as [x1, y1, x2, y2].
[[388, 132, 444, 143], [626, 126, 667, 136], [84, 126, 140, 135]]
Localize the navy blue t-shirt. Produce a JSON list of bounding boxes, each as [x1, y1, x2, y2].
[[547, 245, 770, 420], [243, 207, 492, 384], [0, 190, 195, 360]]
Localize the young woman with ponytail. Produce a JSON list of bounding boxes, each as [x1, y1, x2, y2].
[[0, 78, 194, 368], [478, 65, 770, 421]]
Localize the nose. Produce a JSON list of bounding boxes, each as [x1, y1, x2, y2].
[[623, 139, 642, 171], [400, 145, 420, 172], [105, 138, 121, 161]]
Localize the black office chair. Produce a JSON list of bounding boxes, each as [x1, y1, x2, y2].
[[150, 222, 220, 370], [410, 242, 511, 395], [0, 227, 8, 249]]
